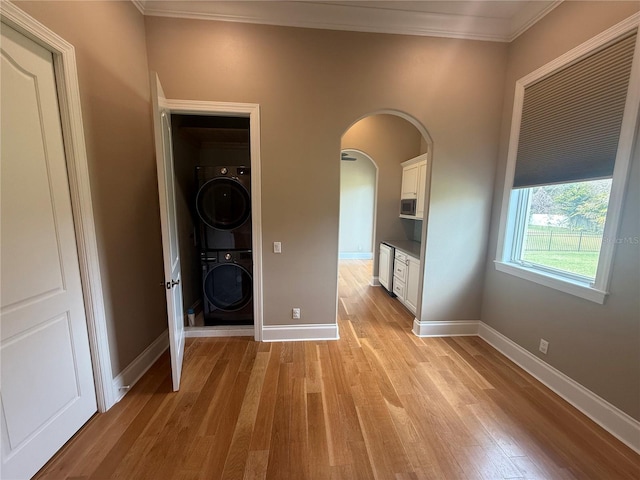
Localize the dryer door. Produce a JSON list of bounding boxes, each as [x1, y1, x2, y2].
[[196, 178, 250, 230], [203, 263, 253, 312]]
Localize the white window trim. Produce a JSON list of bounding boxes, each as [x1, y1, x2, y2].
[[495, 13, 640, 304]]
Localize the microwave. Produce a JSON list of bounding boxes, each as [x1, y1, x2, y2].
[[400, 198, 417, 216]]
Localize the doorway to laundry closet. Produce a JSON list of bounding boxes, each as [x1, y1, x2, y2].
[[171, 114, 255, 332]]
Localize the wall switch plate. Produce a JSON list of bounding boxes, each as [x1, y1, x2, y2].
[[273, 242, 282, 254], [292, 308, 301, 319], [539, 338, 549, 355]]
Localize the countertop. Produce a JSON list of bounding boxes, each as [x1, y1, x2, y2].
[[381, 240, 421, 259]]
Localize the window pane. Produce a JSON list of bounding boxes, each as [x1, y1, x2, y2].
[[519, 179, 612, 279]]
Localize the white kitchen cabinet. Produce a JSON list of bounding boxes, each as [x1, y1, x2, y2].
[[392, 248, 420, 316], [379, 243, 393, 291], [401, 163, 419, 199], [393, 250, 407, 302], [400, 153, 428, 217], [393, 250, 408, 283], [405, 255, 421, 314], [416, 161, 427, 219]]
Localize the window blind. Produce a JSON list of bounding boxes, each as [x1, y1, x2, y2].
[[513, 32, 637, 189]]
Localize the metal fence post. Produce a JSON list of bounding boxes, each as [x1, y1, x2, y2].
[[578, 231, 583, 252]]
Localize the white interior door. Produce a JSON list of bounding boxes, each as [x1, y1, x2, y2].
[[0, 24, 97, 479], [150, 73, 185, 392]]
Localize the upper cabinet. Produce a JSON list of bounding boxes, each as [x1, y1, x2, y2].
[[400, 153, 428, 219], [401, 163, 419, 199]]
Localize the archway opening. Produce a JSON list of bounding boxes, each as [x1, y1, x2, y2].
[[339, 149, 377, 261], [338, 111, 432, 326]]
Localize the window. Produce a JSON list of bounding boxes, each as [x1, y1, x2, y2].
[[496, 21, 640, 304]]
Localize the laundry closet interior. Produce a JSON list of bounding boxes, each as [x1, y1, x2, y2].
[[170, 113, 255, 332]]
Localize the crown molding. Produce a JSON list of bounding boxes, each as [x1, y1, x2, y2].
[[508, 0, 563, 41], [131, 0, 145, 16], [135, 1, 564, 43]]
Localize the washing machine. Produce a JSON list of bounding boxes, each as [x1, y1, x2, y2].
[[196, 165, 252, 251], [202, 250, 253, 325]]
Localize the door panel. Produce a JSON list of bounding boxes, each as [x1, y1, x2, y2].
[[0, 24, 97, 479], [151, 73, 185, 391], [2, 314, 79, 447], [0, 50, 64, 308]]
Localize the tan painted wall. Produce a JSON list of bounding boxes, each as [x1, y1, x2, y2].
[[481, 1, 640, 419], [15, 1, 167, 376], [341, 114, 423, 274], [145, 17, 508, 326]]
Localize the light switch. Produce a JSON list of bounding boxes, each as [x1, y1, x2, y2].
[[273, 242, 282, 254]]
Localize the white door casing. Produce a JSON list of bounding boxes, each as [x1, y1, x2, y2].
[[1, 24, 97, 479], [150, 73, 185, 391], [163, 98, 263, 342], [1, 1, 114, 414]]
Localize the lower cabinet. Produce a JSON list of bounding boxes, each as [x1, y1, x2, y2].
[[405, 256, 420, 314], [393, 250, 420, 315]]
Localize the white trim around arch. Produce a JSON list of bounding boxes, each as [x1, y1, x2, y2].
[[0, 1, 115, 411], [164, 99, 264, 342]]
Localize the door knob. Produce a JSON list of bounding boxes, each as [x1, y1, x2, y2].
[[165, 279, 180, 289]]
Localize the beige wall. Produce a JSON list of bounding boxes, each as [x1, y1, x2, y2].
[[16, 1, 167, 375], [341, 114, 423, 273], [145, 17, 508, 326], [481, 1, 640, 419]]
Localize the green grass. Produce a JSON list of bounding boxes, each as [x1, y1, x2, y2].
[[522, 251, 599, 278]]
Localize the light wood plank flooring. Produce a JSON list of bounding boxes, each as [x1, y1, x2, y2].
[[35, 260, 639, 479]]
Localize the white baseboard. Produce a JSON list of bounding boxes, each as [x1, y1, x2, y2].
[[339, 252, 373, 260], [262, 323, 339, 342], [112, 330, 168, 403], [185, 326, 254, 338], [478, 322, 640, 454], [412, 319, 480, 337], [371, 276, 380, 286]]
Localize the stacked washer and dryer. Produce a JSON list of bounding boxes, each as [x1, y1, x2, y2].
[[195, 165, 254, 326]]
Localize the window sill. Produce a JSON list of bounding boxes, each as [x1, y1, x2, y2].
[[494, 261, 608, 304]]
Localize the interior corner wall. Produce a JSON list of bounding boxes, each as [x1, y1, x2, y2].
[[341, 115, 423, 275], [481, 1, 640, 419], [15, 1, 168, 377], [145, 17, 508, 326]]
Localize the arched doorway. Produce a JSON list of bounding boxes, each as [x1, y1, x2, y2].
[[339, 149, 377, 261], [338, 111, 432, 324]]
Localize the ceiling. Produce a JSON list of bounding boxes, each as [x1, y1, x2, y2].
[[135, 1, 563, 42]]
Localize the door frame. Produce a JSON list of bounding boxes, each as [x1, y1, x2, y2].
[[1, 2, 115, 411], [164, 99, 264, 341]]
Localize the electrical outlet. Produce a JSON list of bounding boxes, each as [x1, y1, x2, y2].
[[292, 308, 301, 319], [273, 242, 282, 254], [539, 338, 549, 355]]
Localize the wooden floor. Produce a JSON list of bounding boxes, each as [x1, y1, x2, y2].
[[36, 260, 639, 479]]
